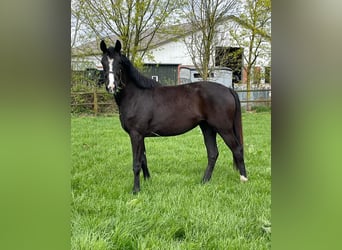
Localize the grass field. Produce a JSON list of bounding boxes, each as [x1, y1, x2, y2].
[[71, 112, 271, 249]]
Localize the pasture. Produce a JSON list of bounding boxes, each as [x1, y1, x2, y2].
[[71, 112, 271, 249]]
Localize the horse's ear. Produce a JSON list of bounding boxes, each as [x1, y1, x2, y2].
[[114, 40, 121, 53], [100, 40, 107, 53]]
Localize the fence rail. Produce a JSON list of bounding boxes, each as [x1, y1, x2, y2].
[[70, 92, 112, 106], [235, 88, 271, 109], [71, 88, 271, 115], [71, 90, 117, 115]]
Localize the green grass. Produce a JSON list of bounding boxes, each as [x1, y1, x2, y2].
[[71, 112, 271, 249]]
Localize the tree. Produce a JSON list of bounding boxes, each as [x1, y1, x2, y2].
[[71, 0, 89, 48], [72, 0, 180, 65], [182, 0, 238, 80], [229, 0, 271, 109]]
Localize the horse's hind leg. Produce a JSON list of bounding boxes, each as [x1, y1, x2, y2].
[[200, 123, 219, 183], [141, 142, 150, 180], [218, 130, 248, 181]]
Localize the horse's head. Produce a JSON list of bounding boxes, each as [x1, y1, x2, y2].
[[100, 40, 123, 94]]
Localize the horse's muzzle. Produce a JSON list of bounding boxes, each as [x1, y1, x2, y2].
[[106, 84, 116, 94]]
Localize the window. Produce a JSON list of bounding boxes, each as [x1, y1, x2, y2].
[[152, 75, 159, 82], [193, 72, 214, 78]]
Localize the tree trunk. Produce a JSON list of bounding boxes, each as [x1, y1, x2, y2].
[[246, 65, 252, 111]]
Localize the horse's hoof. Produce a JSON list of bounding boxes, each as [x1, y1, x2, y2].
[[202, 177, 210, 184], [143, 175, 151, 181], [240, 175, 248, 182]]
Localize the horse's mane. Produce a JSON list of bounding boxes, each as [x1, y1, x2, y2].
[[121, 55, 161, 89]]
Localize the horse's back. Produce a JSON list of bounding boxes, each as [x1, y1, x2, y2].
[[154, 81, 236, 113], [153, 81, 236, 124]]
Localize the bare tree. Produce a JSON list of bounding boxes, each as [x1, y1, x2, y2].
[[71, 0, 88, 48], [182, 0, 238, 80], [74, 0, 180, 65], [229, 0, 271, 110]]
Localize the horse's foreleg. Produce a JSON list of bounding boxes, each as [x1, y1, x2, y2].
[[200, 123, 219, 182], [130, 132, 144, 194]]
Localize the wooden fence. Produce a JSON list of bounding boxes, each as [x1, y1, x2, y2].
[[71, 88, 271, 115], [71, 89, 117, 115]]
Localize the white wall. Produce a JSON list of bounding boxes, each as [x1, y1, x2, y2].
[[72, 40, 194, 70], [71, 55, 103, 71], [72, 25, 271, 71], [144, 40, 193, 65], [145, 30, 270, 69]]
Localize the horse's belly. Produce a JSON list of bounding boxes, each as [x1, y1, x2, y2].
[[150, 112, 201, 136]]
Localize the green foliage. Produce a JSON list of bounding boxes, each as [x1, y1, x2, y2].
[[71, 112, 271, 249]]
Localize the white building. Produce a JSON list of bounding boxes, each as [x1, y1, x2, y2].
[[71, 22, 271, 86]]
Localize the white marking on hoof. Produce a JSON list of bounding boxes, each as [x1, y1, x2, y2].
[[240, 175, 248, 182]]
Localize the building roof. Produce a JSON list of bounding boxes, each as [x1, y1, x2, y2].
[[71, 23, 194, 57], [179, 65, 232, 71]]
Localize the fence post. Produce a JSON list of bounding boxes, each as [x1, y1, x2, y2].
[[93, 87, 98, 116]]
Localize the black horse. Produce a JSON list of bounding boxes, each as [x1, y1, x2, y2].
[[100, 40, 247, 193]]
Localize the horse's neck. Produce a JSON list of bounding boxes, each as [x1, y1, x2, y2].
[[114, 81, 140, 107]]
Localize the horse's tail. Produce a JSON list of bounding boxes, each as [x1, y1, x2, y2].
[[229, 88, 244, 169]]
